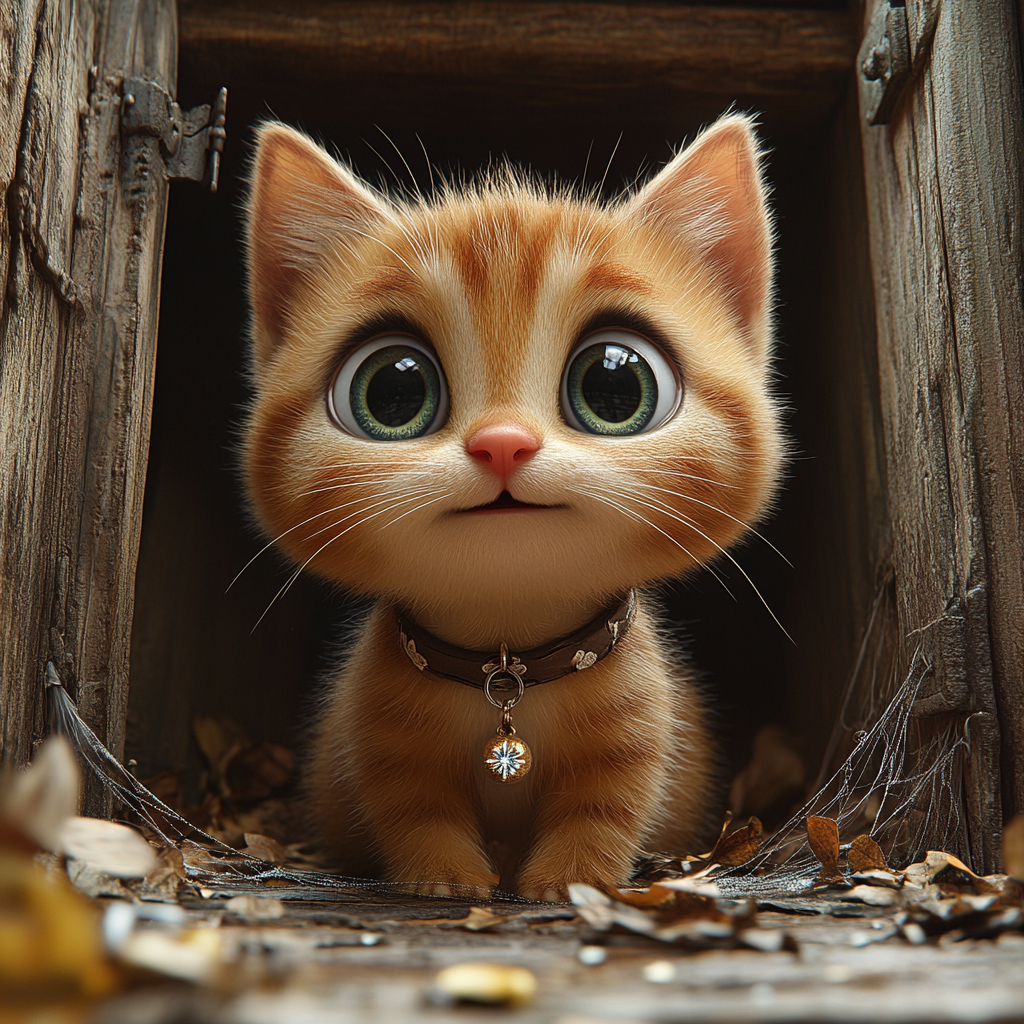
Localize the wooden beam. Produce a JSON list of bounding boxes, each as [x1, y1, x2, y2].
[[178, 2, 856, 105], [859, 0, 1024, 870], [0, 0, 174, 816]]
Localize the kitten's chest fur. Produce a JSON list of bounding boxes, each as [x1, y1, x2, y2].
[[305, 601, 715, 891]]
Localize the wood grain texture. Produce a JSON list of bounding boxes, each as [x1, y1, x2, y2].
[[178, 2, 856, 108], [859, 0, 1024, 870], [0, 0, 175, 813]]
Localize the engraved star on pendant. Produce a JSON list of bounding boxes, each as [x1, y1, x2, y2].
[[483, 734, 533, 782]]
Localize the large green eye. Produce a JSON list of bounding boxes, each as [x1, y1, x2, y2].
[[561, 330, 680, 436], [329, 335, 448, 440]]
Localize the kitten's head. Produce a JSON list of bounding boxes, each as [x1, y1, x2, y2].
[[242, 115, 783, 641]]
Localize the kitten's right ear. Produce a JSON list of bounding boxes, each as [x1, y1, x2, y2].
[[246, 123, 388, 367]]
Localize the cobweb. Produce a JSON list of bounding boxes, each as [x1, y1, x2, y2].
[[715, 647, 973, 898], [45, 663, 500, 903], [48, 606, 972, 904]]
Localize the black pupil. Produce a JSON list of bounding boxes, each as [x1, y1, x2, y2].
[[366, 357, 426, 427], [582, 351, 641, 423]]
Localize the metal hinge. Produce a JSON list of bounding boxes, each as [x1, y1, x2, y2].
[[121, 78, 227, 192]]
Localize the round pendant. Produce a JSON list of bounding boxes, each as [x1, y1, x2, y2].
[[483, 733, 533, 783]]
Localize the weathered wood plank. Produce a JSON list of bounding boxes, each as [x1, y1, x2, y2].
[[0, 0, 176, 814], [859, 0, 1024, 870], [178, 2, 856, 107]]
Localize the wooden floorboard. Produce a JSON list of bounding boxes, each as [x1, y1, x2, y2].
[[90, 900, 1024, 1023]]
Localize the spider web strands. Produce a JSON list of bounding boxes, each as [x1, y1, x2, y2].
[[714, 649, 973, 899], [44, 664, 517, 904]]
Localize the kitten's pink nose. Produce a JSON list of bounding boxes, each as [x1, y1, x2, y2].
[[465, 423, 540, 485]]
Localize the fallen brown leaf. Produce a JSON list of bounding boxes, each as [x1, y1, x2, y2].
[[242, 832, 287, 865], [614, 883, 678, 908], [0, 849, 119, 998], [728, 725, 805, 819], [905, 850, 1005, 896], [225, 894, 286, 920], [458, 907, 505, 931], [806, 816, 845, 885], [848, 834, 888, 874], [710, 817, 763, 868], [59, 817, 158, 879], [569, 883, 779, 949], [2, 737, 79, 853]]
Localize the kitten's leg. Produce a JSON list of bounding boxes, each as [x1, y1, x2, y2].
[[515, 649, 714, 902], [515, 718, 666, 902], [356, 768, 499, 896], [308, 622, 499, 896]]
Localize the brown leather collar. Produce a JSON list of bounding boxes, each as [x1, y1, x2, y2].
[[397, 591, 637, 692]]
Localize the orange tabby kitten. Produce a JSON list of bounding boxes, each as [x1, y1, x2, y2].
[[242, 113, 783, 899]]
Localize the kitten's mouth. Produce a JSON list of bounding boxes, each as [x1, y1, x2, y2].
[[458, 490, 561, 514]]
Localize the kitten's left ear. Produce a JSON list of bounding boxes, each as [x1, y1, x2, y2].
[[628, 114, 773, 358], [246, 122, 390, 368]]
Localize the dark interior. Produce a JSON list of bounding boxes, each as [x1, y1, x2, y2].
[[127, 2, 886, 825]]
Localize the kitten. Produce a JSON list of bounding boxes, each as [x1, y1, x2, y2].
[[241, 113, 783, 899]]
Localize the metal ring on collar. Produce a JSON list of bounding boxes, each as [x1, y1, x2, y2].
[[484, 668, 524, 710]]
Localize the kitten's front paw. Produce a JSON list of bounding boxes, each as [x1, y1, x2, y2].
[[409, 882, 458, 897], [518, 883, 569, 903], [517, 865, 624, 904], [397, 867, 498, 899]]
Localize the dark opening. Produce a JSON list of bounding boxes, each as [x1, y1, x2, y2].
[[128, 17, 879, 831]]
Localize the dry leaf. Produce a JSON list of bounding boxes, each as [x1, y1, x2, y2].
[[60, 817, 158, 879], [569, 883, 656, 935], [431, 963, 536, 1007], [117, 927, 224, 984], [243, 832, 287, 865], [654, 875, 721, 897], [225, 894, 285, 920], [905, 850, 1003, 895], [133, 848, 185, 902], [838, 885, 898, 907], [0, 848, 119, 998], [227, 742, 296, 800], [2, 736, 79, 852], [1003, 816, 1024, 882], [65, 858, 133, 899], [709, 817, 763, 868], [806, 816, 844, 885], [848, 834, 888, 874], [614, 884, 678, 908], [851, 869, 903, 889], [459, 907, 504, 931], [728, 725, 805, 818]]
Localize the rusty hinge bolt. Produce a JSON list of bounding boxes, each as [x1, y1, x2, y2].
[[121, 79, 228, 192]]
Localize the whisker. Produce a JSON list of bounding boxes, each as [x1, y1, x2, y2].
[[251, 489, 443, 632], [301, 486, 436, 542], [228, 485, 431, 592], [377, 491, 451, 529], [296, 471, 437, 500], [594, 485, 792, 642], [619, 479, 791, 566], [580, 488, 734, 599], [597, 463, 738, 488]]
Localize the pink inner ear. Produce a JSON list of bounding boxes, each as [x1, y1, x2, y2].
[[246, 126, 384, 364], [633, 117, 773, 353]]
